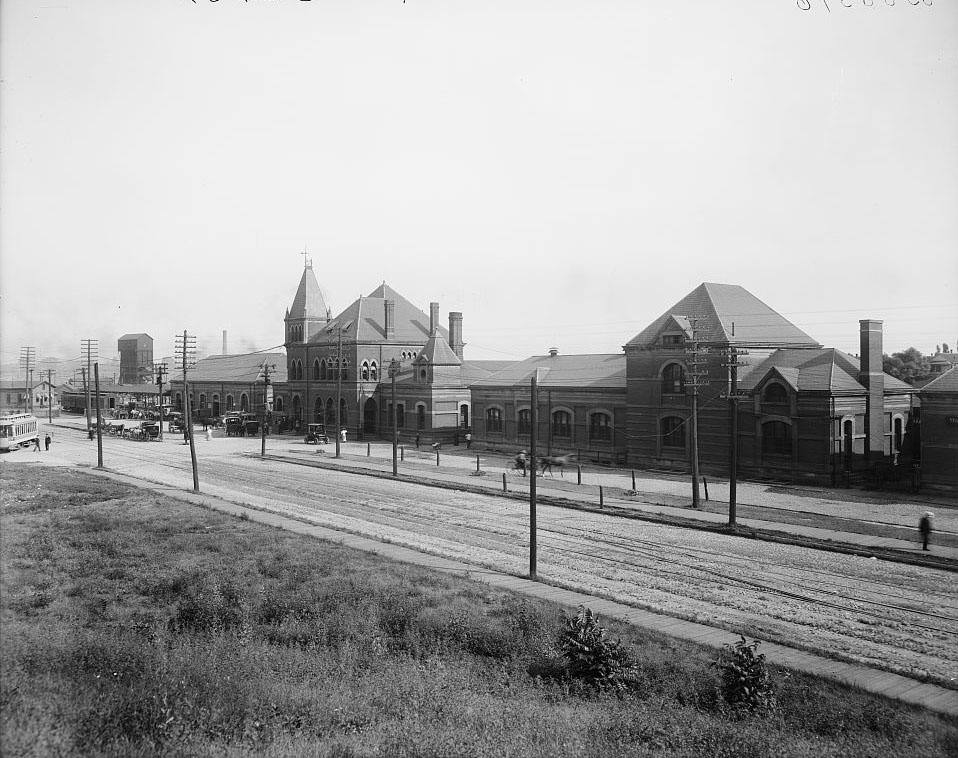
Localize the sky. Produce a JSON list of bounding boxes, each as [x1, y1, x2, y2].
[[2, 0, 956, 378]]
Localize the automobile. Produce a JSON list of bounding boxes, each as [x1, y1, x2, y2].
[[304, 423, 329, 444], [168, 413, 186, 432]]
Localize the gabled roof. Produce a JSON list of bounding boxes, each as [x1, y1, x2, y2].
[[739, 348, 914, 395], [416, 332, 461, 366], [921, 366, 958, 394], [174, 352, 287, 383], [310, 283, 447, 346], [626, 283, 820, 349], [929, 352, 958, 367], [287, 264, 328, 320], [118, 333, 153, 342], [470, 354, 625, 389]]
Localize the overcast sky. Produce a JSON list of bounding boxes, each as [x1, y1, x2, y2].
[[2, 0, 956, 373]]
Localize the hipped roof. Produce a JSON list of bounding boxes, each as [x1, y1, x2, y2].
[[921, 366, 958, 394], [739, 348, 914, 395], [310, 283, 447, 345], [471, 354, 625, 389], [171, 352, 287, 383], [626, 283, 820, 349]]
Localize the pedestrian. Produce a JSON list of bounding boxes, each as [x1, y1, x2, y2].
[[340, 428, 347, 443], [415, 433, 420, 449], [465, 432, 472, 449], [44, 434, 51, 451], [33, 436, 42, 451], [919, 512, 933, 551], [206, 426, 213, 442]]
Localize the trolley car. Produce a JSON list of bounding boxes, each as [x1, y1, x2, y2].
[[0, 413, 40, 452]]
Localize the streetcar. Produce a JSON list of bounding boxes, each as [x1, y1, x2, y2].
[[0, 413, 40, 452]]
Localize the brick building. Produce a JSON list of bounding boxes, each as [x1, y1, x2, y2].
[[919, 367, 958, 490]]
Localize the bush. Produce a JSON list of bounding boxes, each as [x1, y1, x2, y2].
[[559, 606, 634, 692], [717, 636, 776, 714]]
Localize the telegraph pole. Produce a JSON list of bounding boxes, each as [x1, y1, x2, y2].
[[260, 361, 276, 458], [94, 362, 104, 468], [722, 347, 749, 526], [46, 369, 56, 423], [81, 339, 98, 434], [685, 316, 708, 509], [529, 371, 538, 580], [335, 327, 344, 458], [175, 331, 199, 492], [389, 358, 401, 476], [19, 347, 35, 414], [154, 362, 167, 441]]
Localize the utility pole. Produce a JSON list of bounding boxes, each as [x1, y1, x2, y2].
[[389, 358, 401, 476], [529, 371, 538, 580], [335, 327, 344, 458], [81, 339, 98, 434], [722, 346, 749, 526], [19, 347, 35, 414], [154, 362, 168, 441], [175, 331, 199, 492], [94, 362, 104, 468], [46, 369, 56, 423], [685, 316, 708, 508], [260, 361, 276, 458]]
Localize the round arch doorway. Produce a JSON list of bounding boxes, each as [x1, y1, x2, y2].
[[363, 398, 377, 436]]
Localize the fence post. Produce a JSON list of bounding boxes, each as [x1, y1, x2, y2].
[[476, 454, 480, 472], [599, 485, 604, 508], [400, 446, 404, 461], [367, 442, 371, 457], [577, 465, 582, 485], [502, 473, 507, 492], [703, 476, 709, 501], [436, 449, 440, 466], [632, 470, 636, 490]]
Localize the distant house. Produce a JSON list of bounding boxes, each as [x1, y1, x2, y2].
[[117, 333, 154, 384], [0, 378, 58, 415], [918, 367, 958, 491], [928, 351, 958, 376]]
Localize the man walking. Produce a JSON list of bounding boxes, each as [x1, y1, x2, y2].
[[33, 436, 41, 452], [44, 434, 52, 451], [919, 512, 933, 551]]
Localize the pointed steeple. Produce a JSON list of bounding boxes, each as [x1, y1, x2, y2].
[[285, 261, 330, 345]]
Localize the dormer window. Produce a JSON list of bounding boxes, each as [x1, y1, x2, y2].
[[661, 334, 685, 348]]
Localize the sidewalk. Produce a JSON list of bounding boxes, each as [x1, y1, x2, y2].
[[263, 442, 958, 566], [73, 466, 958, 718]]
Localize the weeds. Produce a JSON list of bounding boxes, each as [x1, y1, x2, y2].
[[718, 636, 777, 714], [559, 606, 636, 692]]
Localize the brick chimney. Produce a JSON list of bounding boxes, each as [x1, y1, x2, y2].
[[384, 299, 395, 339], [858, 319, 885, 460], [429, 302, 439, 336], [448, 312, 464, 360]]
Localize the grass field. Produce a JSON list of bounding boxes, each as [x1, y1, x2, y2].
[[1, 463, 955, 757]]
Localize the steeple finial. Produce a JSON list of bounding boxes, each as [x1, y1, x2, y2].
[[301, 245, 312, 269]]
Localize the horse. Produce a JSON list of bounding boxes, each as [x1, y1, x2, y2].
[[538, 453, 575, 477]]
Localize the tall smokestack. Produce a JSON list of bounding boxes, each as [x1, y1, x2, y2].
[[448, 312, 464, 360], [222, 330, 228, 356], [429, 302, 439, 336], [858, 319, 885, 460], [384, 299, 395, 339]]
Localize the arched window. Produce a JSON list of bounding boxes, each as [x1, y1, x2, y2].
[[298, 360, 305, 381], [661, 416, 685, 449], [199, 393, 207, 409], [486, 407, 503, 433], [241, 393, 249, 412], [292, 395, 301, 420], [762, 421, 792, 456], [361, 361, 370, 381], [326, 398, 334, 426], [417, 404, 426, 431], [313, 359, 321, 380], [174, 392, 183, 412], [518, 408, 531, 435], [589, 412, 612, 441], [341, 360, 349, 381], [226, 395, 234, 412], [212, 394, 220, 416], [339, 399, 348, 428], [314, 396, 324, 423], [370, 361, 379, 381], [275, 396, 284, 413], [551, 410, 572, 439], [763, 383, 788, 404], [661, 363, 686, 395], [320, 359, 328, 380], [894, 416, 904, 452]]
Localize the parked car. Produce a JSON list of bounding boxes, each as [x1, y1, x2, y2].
[[304, 423, 329, 444]]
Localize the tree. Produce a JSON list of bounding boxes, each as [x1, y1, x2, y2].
[[882, 348, 931, 385]]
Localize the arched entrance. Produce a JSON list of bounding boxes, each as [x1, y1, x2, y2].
[[363, 398, 377, 435], [314, 396, 324, 424]]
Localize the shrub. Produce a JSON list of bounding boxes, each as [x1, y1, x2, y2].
[[717, 636, 776, 714], [559, 606, 634, 691]]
